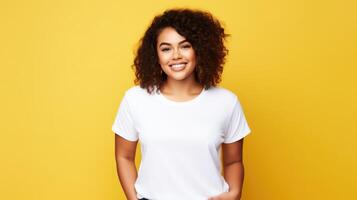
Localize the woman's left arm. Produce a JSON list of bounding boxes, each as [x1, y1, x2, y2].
[[208, 139, 245, 200]]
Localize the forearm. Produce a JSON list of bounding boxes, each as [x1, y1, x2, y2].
[[116, 157, 139, 200], [223, 161, 244, 199]]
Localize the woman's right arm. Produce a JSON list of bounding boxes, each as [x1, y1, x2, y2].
[[115, 134, 139, 200]]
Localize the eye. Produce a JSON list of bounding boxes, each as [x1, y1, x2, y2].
[[161, 47, 170, 52]]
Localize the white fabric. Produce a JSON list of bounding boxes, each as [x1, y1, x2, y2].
[[112, 85, 251, 200]]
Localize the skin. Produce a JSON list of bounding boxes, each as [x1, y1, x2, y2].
[[115, 135, 138, 200], [115, 26, 245, 200], [156, 26, 203, 99]]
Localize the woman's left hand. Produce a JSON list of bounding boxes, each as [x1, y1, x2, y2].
[[207, 191, 240, 200]]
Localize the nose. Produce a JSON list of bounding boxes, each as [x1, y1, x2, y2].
[[173, 47, 182, 59]]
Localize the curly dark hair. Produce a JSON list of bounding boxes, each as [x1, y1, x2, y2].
[[132, 8, 230, 94]]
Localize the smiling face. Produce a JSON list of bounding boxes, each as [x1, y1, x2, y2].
[[156, 27, 197, 82]]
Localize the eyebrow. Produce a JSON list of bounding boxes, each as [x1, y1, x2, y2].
[[158, 39, 189, 47]]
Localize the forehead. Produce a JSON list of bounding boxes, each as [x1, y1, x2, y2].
[[157, 27, 187, 45]]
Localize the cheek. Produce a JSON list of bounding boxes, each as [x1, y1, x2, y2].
[[186, 51, 196, 63], [157, 52, 169, 65]]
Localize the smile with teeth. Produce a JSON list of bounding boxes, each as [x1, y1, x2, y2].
[[170, 63, 187, 70]]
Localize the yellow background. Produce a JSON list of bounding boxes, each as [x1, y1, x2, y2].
[[1, 0, 356, 199]]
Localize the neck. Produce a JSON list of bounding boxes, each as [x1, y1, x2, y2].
[[161, 78, 203, 95]]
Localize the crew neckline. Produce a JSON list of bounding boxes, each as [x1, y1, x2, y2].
[[157, 86, 206, 105]]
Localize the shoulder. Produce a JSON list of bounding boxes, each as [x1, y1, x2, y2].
[[123, 85, 153, 101], [206, 86, 238, 103]]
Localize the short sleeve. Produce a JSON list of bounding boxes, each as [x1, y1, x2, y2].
[[223, 97, 251, 143], [111, 93, 139, 142]]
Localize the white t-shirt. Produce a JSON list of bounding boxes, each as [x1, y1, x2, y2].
[[112, 85, 251, 200]]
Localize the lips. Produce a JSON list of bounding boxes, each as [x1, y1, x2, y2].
[[169, 63, 187, 71], [169, 62, 187, 67]]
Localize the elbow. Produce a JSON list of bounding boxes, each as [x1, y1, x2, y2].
[[116, 154, 136, 163], [223, 159, 243, 167]]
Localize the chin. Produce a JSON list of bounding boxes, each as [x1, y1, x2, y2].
[[170, 72, 195, 81], [168, 75, 189, 81]]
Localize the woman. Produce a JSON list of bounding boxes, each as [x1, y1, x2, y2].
[[112, 8, 251, 200]]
